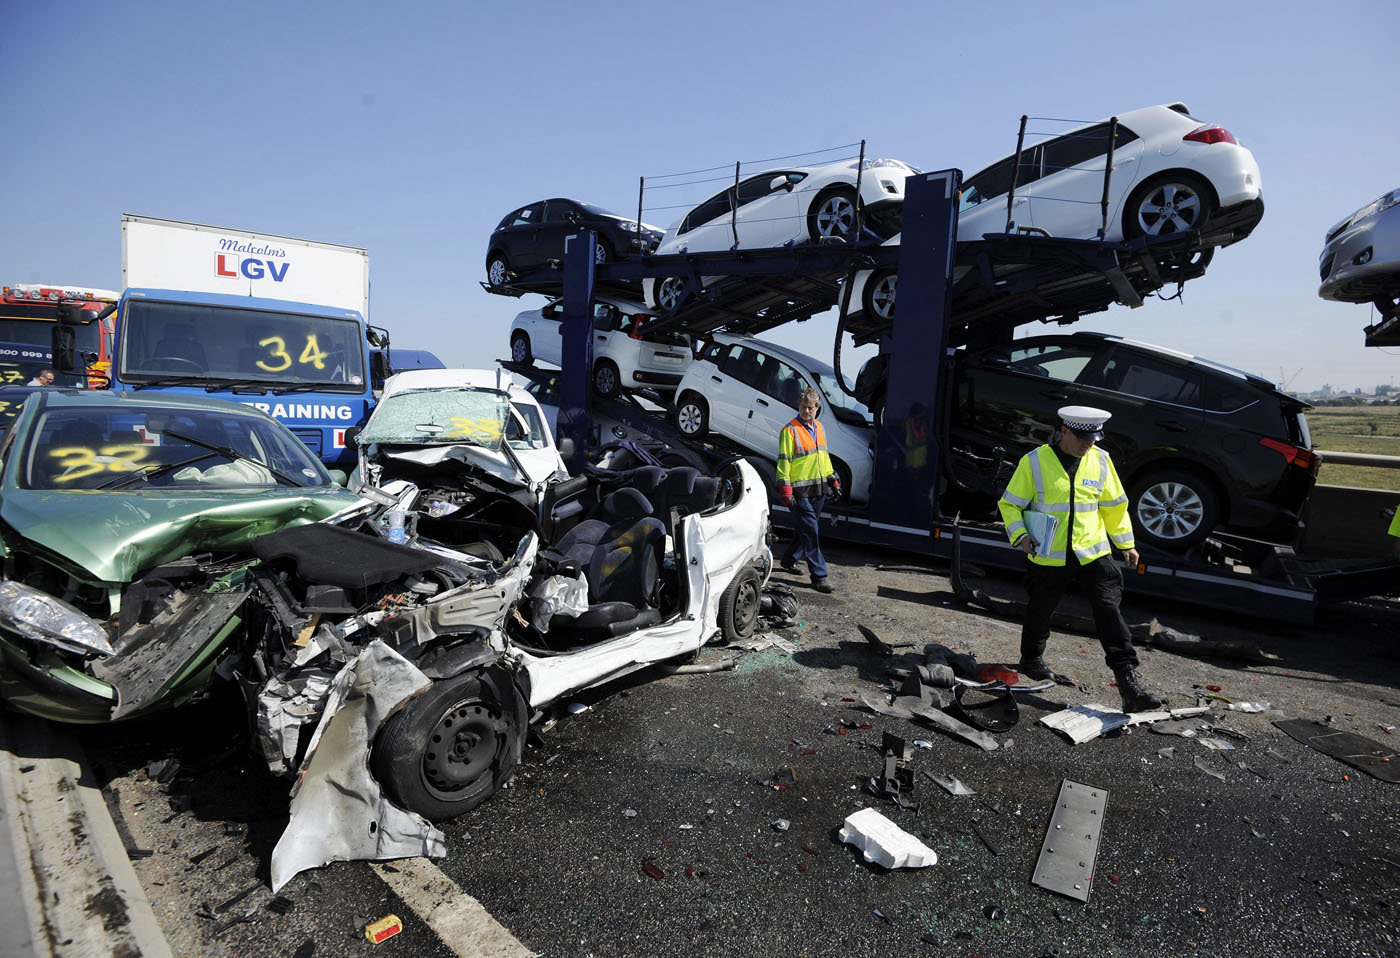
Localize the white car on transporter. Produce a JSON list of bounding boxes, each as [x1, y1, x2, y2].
[[671, 333, 875, 504], [508, 296, 693, 398], [847, 102, 1265, 325], [643, 157, 917, 313]]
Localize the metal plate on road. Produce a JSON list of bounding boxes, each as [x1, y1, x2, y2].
[[1032, 779, 1109, 903]]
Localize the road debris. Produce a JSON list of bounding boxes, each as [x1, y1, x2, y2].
[[923, 770, 976, 796], [364, 914, 403, 944], [839, 807, 938, 869], [1274, 719, 1400, 782], [1031, 780, 1107, 903]]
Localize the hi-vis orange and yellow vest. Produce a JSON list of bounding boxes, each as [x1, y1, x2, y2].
[[777, 417, 834, 498], [997, 444, 1134, 566]]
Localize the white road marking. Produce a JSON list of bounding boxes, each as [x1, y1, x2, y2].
[[371, 858, 535, 957]]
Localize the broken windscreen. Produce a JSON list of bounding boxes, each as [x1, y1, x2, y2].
[[358, 388, 510, 448]]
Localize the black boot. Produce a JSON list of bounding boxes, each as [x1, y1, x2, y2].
[[1114, 666, 1165, 712], [1017, 656, 1072, 685]]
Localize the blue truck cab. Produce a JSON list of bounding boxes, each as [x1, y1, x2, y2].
[[103, 288, 378, 468]]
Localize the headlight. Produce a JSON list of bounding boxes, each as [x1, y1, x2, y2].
[[0, 581, 114, 657], [615, 220, 638, 232]]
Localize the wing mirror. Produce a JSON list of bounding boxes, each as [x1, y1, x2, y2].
[[770, 175, 793, 193]]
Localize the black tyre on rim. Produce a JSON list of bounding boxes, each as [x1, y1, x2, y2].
[[862, 269, 897, 321], [717, 565, 762, 644], [594, 240, 612, 265], [1123, 173, 1215, 240], [510, 332, 531, 365], [593, 359, 621, 398], [1128, 469, 1220, 553], [487, 252, 510, 287], [655, 277, 689, 314], [675, 393, 708, 437], [808, 186, 858, 241], [372, 668, 525, 822]]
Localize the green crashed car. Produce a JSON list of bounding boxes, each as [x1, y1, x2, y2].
[[0, 389, 360, 723]]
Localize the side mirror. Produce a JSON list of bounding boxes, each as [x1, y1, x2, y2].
[[369, 352, 389, 386], [366, 326, 390, 349], [327, 468, 349, 487], [343, 426, 362, 447], [51, 325, 81, 374], [770, 175, 792, 193], [557, 437, 575, 459]]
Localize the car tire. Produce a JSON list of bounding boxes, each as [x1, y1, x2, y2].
[[830, 457, 853, 506], [716, 565, 762, 645], [1128, 468, 1220, 553], [510, 332, 532, 365], [487, 251, 511, 287], [862, 268, 897, 322], [594, 239, 613, 266], [808, 186, 859, 242], [869, 393, 885, 433], [674, 393, 709, 438], [1122, 172, 1216, 240], [655, 277, 690, 315], [593, 359, 621, 398], [372, 667, 525, 822]]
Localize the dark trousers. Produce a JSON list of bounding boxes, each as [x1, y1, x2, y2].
[[782, 495, 827, 580], [1020, 555, 1138, 670]]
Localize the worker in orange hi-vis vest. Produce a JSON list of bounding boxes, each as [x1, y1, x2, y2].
[[776, 387, 839, 594]]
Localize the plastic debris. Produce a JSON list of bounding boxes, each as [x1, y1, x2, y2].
[[923, 770, 976, 796], [1040, 704, 1131, 743], [1199, 737, 1236, 751], [1157, 747, 1176, 759], [1227, 701, 1272, 712], [984, 904, 1005, 921], [364, 915, 403, 945], [641, 860, 665, 880], [771, 819, 791, 832], [873, 908, 893, 925], [1193, 756, 1227, 781], [566, 702, 590, 715], [913, 739, 933, 750], [623, 808, 638, 817], [858, 625, 895, 656], [970, 819, 999, 856], [838, 807, 938, 869]]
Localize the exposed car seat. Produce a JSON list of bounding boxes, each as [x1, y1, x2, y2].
[[546, 489, 666, 639]]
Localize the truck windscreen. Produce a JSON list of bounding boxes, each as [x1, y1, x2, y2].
[[119, 300, 367, 391], [0, 312, 100, 387]]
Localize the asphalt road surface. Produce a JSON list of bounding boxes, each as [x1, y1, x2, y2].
[[75, 541, 1400, 957]]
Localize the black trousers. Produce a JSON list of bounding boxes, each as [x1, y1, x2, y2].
[[1020, 555, 1138, 670]]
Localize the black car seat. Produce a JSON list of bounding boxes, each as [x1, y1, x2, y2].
[[546, 490, 666, 639]]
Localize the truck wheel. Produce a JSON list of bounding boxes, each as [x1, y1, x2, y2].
[[675, 394, 709, 438], [1129, 468, 1219, 553], [372, 668, 525, 822], [593, 359, 621, 398], [830, 458, 853, 506], [510, 332, 532, 365]]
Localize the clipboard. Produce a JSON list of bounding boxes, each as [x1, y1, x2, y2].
[[1022, 509, 1059, 558]]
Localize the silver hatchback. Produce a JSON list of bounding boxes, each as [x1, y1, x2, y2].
[[1319, 187, 1400, 303]]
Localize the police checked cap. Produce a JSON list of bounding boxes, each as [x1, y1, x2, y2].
[[1058, 405, 1111, 440]]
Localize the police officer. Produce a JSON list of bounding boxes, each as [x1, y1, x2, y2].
[[777, 387, 839, 594], [997, 406, 1164, 712]]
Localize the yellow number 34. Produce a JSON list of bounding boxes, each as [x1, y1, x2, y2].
[[256, 335, 330, 373]]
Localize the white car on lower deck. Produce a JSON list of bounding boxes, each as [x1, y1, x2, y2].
[[670, 333, 875, 504]]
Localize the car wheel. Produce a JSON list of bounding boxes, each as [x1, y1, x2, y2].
[[372, 667, 525, 822], [674, 393, 709, 438], [863, 269, 897, 322], [593, 359, 620, 398], [487, 252, 511, 287], [1123, 173, 1216, 239], [655, 277, 689, 314], [830, 457, 853, 506], [869, 393, 885, 432], [594, 239, 613, 266], [809, 186, 859, 242], [1128, 469, 1220, 553], [716, 565, 762, 645], [510, 332, 532, 365]]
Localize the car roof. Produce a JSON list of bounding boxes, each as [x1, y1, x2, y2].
[[380, 367, 540, 409], [1, 387, 279, 418], [1021, 331, 1283, 394], [965, 103, 1199, 174], [706, 332, 835, 377]]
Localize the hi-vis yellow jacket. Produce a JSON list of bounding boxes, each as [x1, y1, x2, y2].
[[998, 445, 1135, 566], [1389, 505, 1400, 538], [777, 417, 834, 499]]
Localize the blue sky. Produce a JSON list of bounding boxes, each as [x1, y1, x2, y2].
[[3, 0, 1396, 393]]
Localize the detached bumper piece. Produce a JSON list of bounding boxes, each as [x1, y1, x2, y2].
[[1032, 779, 1108, 903]]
